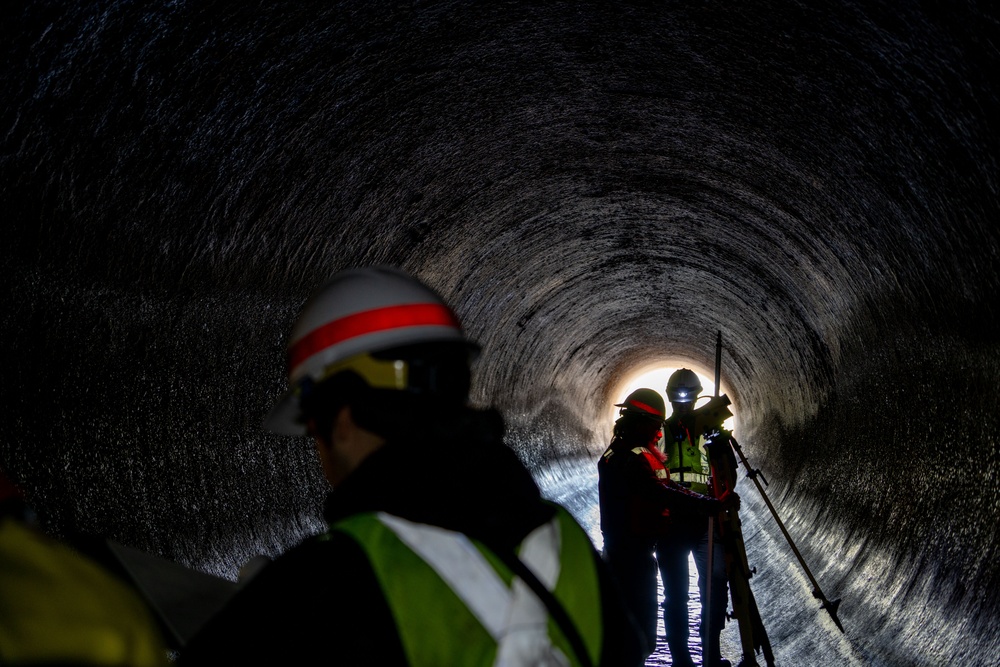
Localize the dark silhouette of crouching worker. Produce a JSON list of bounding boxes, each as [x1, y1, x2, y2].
[[182, 267, 645, 666]]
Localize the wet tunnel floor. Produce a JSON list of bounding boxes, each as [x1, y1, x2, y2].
[[534, 456, 866, 667], [644, 556, 739, 667]]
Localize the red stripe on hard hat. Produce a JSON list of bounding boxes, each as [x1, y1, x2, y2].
[[288, 302, 461, 374], [630, 399, 663, 417]]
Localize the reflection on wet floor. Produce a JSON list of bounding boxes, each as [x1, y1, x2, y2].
[[644, 555, 741, 666], [534, 456, 863, 667]]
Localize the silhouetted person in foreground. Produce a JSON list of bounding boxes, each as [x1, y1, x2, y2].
[[598, 388, 733, 666], [182, 266, 645, 666]]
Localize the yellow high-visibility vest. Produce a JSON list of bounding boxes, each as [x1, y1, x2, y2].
[[663, 425, 711, 494], [328, 505, 604, 666]]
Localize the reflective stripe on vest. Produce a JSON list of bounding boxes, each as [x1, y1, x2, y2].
[[632, 447, 668, 479], [665, 428, 710, 493], [330, 508, 603, 667]]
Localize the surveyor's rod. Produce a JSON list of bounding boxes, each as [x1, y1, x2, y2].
[[728, 435, 845, 633], [714, 331, 722, 398], [705, 330, 723, 658]]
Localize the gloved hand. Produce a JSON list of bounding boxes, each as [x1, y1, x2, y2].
[[717, 489, 741, 511]]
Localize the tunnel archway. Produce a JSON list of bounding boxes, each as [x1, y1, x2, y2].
[[610, 363, 737, 430], [1, 2, 998, 665]]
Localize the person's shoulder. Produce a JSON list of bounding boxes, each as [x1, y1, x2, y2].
[[270, 526, 372, 574], [600, 438, 641, 461], [210, 531, 375, 610], [181, 528, 395, 665]]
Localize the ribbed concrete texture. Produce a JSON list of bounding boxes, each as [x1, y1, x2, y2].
[[2, 3, 997, 665]]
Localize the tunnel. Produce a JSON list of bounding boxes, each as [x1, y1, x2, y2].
[[1, 2, 998, 665]]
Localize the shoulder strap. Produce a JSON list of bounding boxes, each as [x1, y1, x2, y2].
[[337, 511, 597, 667], [483, 537, 596, 667]]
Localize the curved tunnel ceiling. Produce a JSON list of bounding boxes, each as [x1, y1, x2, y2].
[[2, 2, 998, 664]]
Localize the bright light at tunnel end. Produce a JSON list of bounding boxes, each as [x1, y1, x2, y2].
[[611, 362, 737, 432]]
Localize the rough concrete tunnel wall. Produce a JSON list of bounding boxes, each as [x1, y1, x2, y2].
[[2, 2, 998, 665]]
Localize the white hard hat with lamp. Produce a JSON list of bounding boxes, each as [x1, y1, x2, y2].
[[264, 267, 474, 436]]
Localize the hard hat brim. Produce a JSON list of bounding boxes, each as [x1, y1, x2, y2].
[[263, 385, 308, 437]]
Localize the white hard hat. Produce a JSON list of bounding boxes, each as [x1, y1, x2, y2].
[[666, 368, 702, 403], [264, 266, 472, 435]]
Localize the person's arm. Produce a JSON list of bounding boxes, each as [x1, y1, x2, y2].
[[626, 452, 725, 514]]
